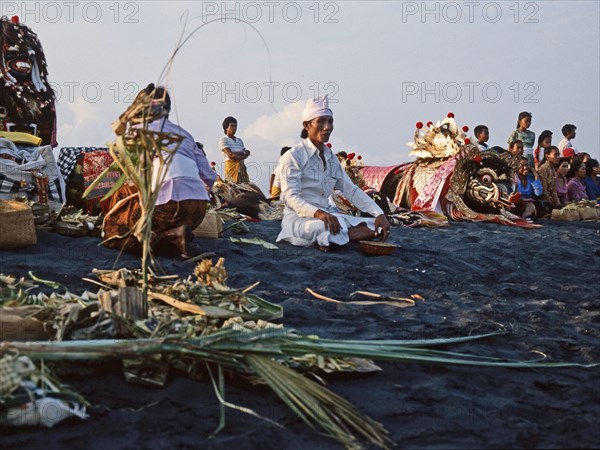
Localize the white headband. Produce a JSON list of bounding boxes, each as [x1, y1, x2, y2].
[[302, 95, 333, 122]]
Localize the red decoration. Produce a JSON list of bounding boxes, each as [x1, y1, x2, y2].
[[464, 138, 471, 145], [416, 122, 423, 129], [472, 154, 482, 163], [11, 16, 19, 24], [347, 153, 355, 160], [325, 143, 332, 148], [357, 155, 362, 160], [210, 161, 216, 166], [462, 126, 469, 132], [426, 121, 433, 127], [509, 192, 521, 204], [447, 112, 455, 118]]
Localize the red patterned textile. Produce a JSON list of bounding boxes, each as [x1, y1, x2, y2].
[[360, 165, 403, 190]]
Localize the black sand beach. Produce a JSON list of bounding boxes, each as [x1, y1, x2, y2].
[[1, 220, 599, 449]]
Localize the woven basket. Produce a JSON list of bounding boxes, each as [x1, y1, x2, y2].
[[578, 206, 600, 221], [0, 200, 37, 249], [551, 208, 580, 222]]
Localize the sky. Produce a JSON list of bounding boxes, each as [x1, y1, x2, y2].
[[5, 0, 599, 193]]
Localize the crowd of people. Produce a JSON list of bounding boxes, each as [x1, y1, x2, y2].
[[103, 86, 598, 258], [475, 112, 600, 218]]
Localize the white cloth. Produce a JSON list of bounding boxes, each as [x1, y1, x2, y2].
[[146, 118, 216, 205], [276, 138, 383, 247], [219, 135, 246, 161], [272, 163, 281, 190], [557, 137, 576, 155], [302, 95, 333, 122]]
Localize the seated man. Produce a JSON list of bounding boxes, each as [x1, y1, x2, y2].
[[270, 146, 291, 198], [276, 95, 390, 250], [103, 85, 216, 258]]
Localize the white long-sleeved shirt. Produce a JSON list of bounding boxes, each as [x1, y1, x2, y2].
[[279, 138, 382, 218], [277, 138, 383, 245]]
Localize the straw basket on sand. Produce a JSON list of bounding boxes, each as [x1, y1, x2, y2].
[[0, 200, 37, 249]]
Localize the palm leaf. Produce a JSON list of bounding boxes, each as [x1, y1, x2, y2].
[[246, 354, 393, 449]]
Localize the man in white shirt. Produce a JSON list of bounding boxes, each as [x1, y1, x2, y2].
[[557, 124, 577, 156], [276, 96, 390, 250]]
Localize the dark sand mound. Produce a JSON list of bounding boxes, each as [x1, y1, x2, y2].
[[1, 220, 599, 448]]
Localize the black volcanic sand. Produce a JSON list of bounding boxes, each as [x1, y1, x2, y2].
[[1, 220, 599, 449]]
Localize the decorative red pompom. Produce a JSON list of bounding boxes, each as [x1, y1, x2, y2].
[[325, 143, 332, 148], [11, 16, 19, 24], [464, 138, 471, 145], [416, 122, 423, 129], [347, 153, 355, 160], [426, 121, 433, 127], [447, 112, 455, 118], [357, 155, 362, 160], [472, 154, 482, 163], [462, 126, 469, 132], [210, 161, 216, 166]]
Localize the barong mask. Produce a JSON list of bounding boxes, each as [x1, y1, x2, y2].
[[450, 146, 519, 215], [0, 16, 55, 144]]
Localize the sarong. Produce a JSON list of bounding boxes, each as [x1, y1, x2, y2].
[[224, 160, 250, 184], [103, 186, 208, 254]]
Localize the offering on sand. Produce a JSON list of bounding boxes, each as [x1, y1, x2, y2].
[[359, 240, 398, 256]]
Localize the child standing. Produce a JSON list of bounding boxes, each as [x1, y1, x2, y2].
[[558, 124, 577, 156], [474, 125, 490, 150], [507, 112, 535, 167]]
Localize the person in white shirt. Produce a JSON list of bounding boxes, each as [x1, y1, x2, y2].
[[219, 116, 250, 183], [270, 146, 291, 198], [557, 124, 577, 156], [276, 95, 390, 251]]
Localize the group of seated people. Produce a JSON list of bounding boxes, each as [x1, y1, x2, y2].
[[475, 113, 599, 219]]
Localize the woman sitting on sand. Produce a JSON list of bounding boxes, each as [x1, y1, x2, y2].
[[555, 157, 570, 206], [583, 159, 600, 202], [276, 95, 390, 251], [515, 157, 542, 218], [566, 159, 590, 203], [538, 146, 561, 208], [103, 85, 216, 259]]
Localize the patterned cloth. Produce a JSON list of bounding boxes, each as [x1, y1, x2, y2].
[[361, 165, 401, 191], [538, 161, 559, 207], [102, 185, 208, 255], [0, 141, 65, 210], [57, 147, 108, 182]]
